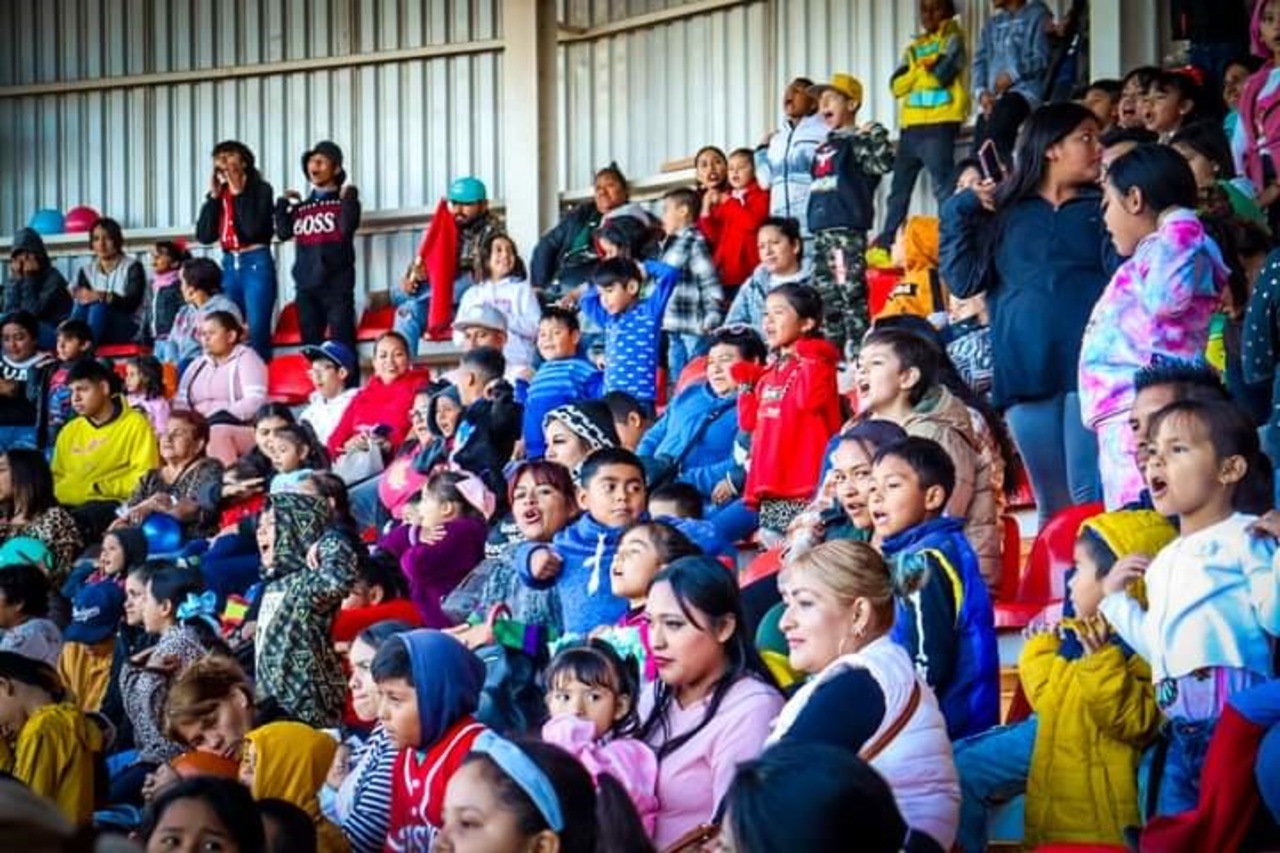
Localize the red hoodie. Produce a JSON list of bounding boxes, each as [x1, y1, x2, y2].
[[735, 337, 842, 507], [326, 369, 431, 457], [700, 183, 770, 288]]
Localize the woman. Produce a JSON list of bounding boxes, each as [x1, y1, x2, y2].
[[768, 540, 959, 851], [530, 163, 647, 296], [941, 102, 1117, 527], [195, 140, 278, 360], [541, 401, 620, 473], [445, 460, 578, 643], [160, 256, 244, 370], [118, 410, 225, 540], [725, 217, 814, 331], [637, 555, 783, 849], [326, 332, 429, 467], [69, 217, 146, 345], [141, 776, 266, 853], [175, 311, 268, 465], [0, 449, 82, 585]]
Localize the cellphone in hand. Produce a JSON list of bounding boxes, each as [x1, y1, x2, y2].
[[977, 139, 1005, 183]]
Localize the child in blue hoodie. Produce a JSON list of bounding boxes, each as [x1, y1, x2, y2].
[[517, 447, 648, 634], [870, 436, 999, 739], [274, 140, 362, 356]]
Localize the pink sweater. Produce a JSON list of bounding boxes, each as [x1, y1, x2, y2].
[[175, 345, 268, 423], [541, 715, 659, 834], [640, 676, 783, 848]]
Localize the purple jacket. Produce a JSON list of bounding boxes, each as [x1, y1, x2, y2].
[[379, 517, 488, 627]]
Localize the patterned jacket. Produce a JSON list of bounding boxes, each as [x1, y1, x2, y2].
[[660, 227, 724, 335], [255, 493, 357, 727], [121, 625, 208, 764]]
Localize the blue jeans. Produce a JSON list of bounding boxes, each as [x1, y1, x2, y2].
[[665, 332, 708, 391], [69, 300, 138, 345], [1005, 391, 1101, 528], [878, 122, 959, 246], [350, 474, 390, 533], [708, 498, 760, 545], [392, 273, 471, 356], [220, 247, 277, 360], [1143, 718, 1216, 819], [954, 716, 1037, 853]]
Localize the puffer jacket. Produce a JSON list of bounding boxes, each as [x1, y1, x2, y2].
[[754, 112, 829, 234], [902, 385, 1000, 593], [1020, 634, 1159, 847]]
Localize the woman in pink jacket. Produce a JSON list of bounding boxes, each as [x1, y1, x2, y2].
[[174, 310, 267, 464]]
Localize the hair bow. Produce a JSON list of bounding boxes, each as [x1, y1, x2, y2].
[[176, 590, 218, 621], [455, 471, 497, 520]]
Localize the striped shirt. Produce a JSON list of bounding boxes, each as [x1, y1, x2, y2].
[[324, 725, 396, 853], [521, 357, 604, 458]]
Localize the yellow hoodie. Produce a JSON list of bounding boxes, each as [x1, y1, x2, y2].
[[891, 18, 970, 127], [51, 396, 158, 506], [12, 702, 103, 825], [244, 721, 349, 853]]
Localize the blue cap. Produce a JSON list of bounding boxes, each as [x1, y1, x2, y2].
[[301, 340, 358, 376], [447, 176, 487, 204], [65, 581, 126, 645]]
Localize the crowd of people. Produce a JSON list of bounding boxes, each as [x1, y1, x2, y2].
[[3, 0, 1280, 850]]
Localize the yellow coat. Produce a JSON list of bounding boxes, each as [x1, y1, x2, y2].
[[52, 396, 159, 506], [57, 639, 116, 713], [1020, 634, 1160, 847], [245, 721, 350, 853], [891, 19, 970, 127], [12, 702, 103, 825]]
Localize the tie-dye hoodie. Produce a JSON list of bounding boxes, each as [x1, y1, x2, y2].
[[1078, 207, 1227, 427]]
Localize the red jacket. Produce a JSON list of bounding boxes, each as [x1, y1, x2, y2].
[[700, 183, 770, 288], [386, 716, 487, 851], [736, 337, 842, 507], [326, 369, 431, 457]]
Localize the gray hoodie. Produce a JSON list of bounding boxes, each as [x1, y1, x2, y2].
[[4, 228, 71, 325]]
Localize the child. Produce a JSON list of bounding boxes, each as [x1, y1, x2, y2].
[[255, 493, 357, 729], [541, 639, 659, 832], [378, 471, 490, 628], [299, 342, 358, 448], [0, 562, 61, 667], [578, 257, 680, 414], [877, 0, 968, 251], [454, 233, 541, 375], [603, 390, 651, 452], [274, 140, 362, 351], [43, 319, 94, 448], [1099, 399, 1279, 816], [0, 651, 102, 824], [1080, 77, 1122, 134], [870, 437, 999, 739], [58, 580, 125, 713], [371, 628, 486, 850], [69, 217, 145, 345], [856, 327, 1001, 591], [732, 284, 841, 540], [264, 423, 327, 493], [806, 73, 894, 357], [521, 307, 603, 460], [0, 311, 54, 451], [140, 239, 191, 350], [1080, 144, 1227, 510], [609, 520, 700, 679], [518, 447, 648, 634], [160, 257, 243, 370], [694, 145, 729, 196], [333, 554, 423, 657], [878, 215, 947, 322], [239, 720, 347, 853], [971, 0, 1052, 160], [660, 188, 724, 385], [1145, 68, 1211, 143], [450, 346, 523, 508], [125, 354, 171, 438], [1234, 3, 1280, 210], [1019, 508, 1174, 847], [700, 148, 770, 289]]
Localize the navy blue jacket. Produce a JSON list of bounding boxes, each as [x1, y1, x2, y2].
[[940, 187, 1122, 408]]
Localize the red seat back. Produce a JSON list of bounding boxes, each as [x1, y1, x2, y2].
[[267, 352, 313, 405], [739, 546, 782, 588], [273, 302, 302, 346], [996, 514, 1022, 603], [674, 356, 708, 396], [357, 305, 395, 342], [1019, 501, 1105, 603]]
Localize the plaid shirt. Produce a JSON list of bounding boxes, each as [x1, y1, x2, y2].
[[660, 226, 724, 335]]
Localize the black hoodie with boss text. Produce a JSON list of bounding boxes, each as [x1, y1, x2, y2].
[[274, 186, 362, 292]]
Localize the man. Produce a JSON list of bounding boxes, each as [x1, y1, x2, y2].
[[754, 77, 828, 238], [52, 358, 158, 541], [298, 340, 359, 446]]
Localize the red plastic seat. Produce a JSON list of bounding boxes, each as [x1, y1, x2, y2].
[[993, 501, 1105, 630], [97, 342, 149, 359], [357, 305, 396, 342], [266, 352, 313, 405], [739, 546, 782, 588], [673, 356, 708, 397], [996, 514, 1022, 604], [273, 302, 302, 346]]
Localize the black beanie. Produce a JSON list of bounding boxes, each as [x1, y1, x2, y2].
[[302, 140, 347, 184]]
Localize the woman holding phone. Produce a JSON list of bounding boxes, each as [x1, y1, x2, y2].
[[940, 103, 1119, 528], [195, 140, 278, 360]]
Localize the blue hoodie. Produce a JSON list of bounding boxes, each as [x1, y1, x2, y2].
[[636, 381, 739, 499], [881, 516, 999, 739], [517, 514, 629, 634], [397, 629, 485, 747]]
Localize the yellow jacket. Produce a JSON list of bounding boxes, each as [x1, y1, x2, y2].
[[1020, 634, 1160, 847], [58, 639, 116, 713], [13, 702, 103, 825], [878, 216, 947, 320], [891, 18, 970, 127], [245, 721, 350, 853], [52, 396, 158, 506]]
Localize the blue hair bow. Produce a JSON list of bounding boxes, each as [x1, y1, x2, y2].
[[176, 590, 218, 622], [472, 731, 565, 832]]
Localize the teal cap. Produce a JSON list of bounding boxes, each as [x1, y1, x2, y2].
[[447, 176, 487, 204]]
